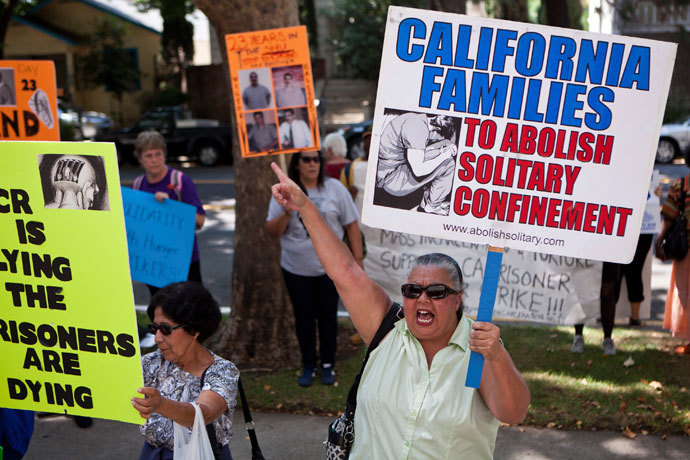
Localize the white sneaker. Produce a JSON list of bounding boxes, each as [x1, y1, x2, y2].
[[602, 338, 616, 355], [570, 335, 584, 353], [140, 333, 156, 348]]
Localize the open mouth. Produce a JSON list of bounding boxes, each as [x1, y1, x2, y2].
[[416, 309, 434, 325]]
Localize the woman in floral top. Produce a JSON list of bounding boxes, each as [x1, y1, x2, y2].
[[131, 282, 239, 459]]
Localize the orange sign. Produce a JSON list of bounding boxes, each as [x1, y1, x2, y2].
[[0, 60, 59, 141], [225, 26, 320, 157]]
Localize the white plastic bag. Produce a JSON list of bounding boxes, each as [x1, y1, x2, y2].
[[173, 402, 215, 460]]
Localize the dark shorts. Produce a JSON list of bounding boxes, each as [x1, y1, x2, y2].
[[139, 442, 233, 460]]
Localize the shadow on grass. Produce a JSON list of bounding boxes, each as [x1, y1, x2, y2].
[[501, 324, 690, 434]]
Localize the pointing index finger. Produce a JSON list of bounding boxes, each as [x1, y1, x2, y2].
[[271, 162, 288, 182]]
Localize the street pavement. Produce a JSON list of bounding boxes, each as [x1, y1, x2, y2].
[[19, 162, 690, 459], [22, 409, 690, 459]]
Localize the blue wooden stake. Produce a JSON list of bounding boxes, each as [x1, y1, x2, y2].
[[465, 246, 504, 388]]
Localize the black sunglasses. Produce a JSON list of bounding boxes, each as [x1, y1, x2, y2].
[[300, 156, 320, 164], [401, 283, 459, 300], [147, 322, 186, 336]]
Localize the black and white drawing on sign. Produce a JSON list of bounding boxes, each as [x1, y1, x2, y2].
[[38, 154, 110, 211], [373, 108, 462, 216], [0, 68, 16, 106]]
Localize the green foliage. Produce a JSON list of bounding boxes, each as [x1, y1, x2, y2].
[[325, 0, 425, 81], [78, 17, 140, 99], [134, 0, 195, 77]]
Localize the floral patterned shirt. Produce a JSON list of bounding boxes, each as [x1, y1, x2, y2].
[[139, 349, 239, 450]]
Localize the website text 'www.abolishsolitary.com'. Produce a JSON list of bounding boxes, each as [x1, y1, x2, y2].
[[442, 223, 565, 248]]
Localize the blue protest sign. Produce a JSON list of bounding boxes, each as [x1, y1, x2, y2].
[[121, 187, 196, 288]]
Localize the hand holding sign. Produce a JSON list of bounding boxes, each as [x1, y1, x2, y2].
[[468, 322, 503, 362]]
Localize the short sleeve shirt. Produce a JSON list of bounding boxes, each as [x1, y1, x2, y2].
[[242, 85, 272, 109], [350, 315, 500, 459], [266, 177, 359, 276], [139, 350, 239, 450], [136, 167, 205, 262]]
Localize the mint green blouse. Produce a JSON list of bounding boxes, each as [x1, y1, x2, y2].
[[350, 315, 500, 459]]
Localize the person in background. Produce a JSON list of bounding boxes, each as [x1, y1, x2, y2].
[[656, 174, 690, 355], [133, 131, 206, 295], [323, 132, 350, 179], [132, 282, 239, 460], [269, 163, 529, 458], [571, 262, 621, 355], [266, 151, 362, 386], [133, 131, 206, 348], [340, 126, 371, 208], [0, 409, 34, 460]]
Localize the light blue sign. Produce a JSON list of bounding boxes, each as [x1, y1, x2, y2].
[[122, 187, 196, 288]]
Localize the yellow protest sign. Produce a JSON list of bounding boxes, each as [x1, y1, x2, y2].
[[0, 141, 144, 424], [0, 61, 60, 141]]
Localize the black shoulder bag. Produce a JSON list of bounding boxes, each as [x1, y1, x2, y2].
[[200, 368, 265, 460], [663, 176, 688, 261], [325, 304, 404, 459]]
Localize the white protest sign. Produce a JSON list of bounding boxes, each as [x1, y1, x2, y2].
[[640, 169, 661, 234], [362, 7, 676, 263], [362, 225, 601, 324]]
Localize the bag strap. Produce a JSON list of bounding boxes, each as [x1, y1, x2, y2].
[[343, 303, 404, 419], [680, 176, 686, 216], [132, 175, 144, 190], [199, 363, 222, 460], [170, 169, 183, 201], [238, 378, 265, 460], [200, 362, 265, 460]]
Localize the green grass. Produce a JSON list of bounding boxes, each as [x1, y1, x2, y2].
[[238, 323, 690, 435]]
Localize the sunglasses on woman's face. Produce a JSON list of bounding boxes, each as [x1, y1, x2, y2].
[[401, 283, 458, 300], [300, 156, 320, 164], [147, 322, 186, 336]]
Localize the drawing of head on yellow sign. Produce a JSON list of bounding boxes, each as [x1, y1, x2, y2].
[[0, 60, 59, 141]]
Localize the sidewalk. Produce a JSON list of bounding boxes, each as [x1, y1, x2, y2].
[[23, 410, 690, 459]]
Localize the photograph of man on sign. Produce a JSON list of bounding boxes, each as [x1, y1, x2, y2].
[[373, 108, 461, 216]]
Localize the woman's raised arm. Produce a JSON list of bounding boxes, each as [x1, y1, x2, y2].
[[270, 163, 390, 343]]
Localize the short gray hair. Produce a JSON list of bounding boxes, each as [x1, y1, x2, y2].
[[134, 130, 167, 159], [322, 132, 347, 158]]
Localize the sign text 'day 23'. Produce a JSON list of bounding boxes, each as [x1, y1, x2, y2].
[[361, 7, 676, 263]]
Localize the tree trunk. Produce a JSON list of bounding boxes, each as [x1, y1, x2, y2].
[[544, 0, 571, 28], [427, 0, 466, 15], [192, 0, 301, 369], [0, 0, 19, 59], [493, 0, 529, 22]]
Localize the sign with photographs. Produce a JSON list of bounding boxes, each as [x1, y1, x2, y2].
[[225, 26, 320, 157], [0, 142, 144, 424], [0, 60, 59, 141], [361, 7, 676, 263]]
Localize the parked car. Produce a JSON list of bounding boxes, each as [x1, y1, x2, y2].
[[96, 106, 233, 166], [338, 119, 373, 160], [657, 117, 690, 163]]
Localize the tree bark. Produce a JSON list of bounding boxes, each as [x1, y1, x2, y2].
[[0, 0, 19, 59], [544, 0, 571, 28], [427, 0, 466, 14], [192, 0, 301, 369]]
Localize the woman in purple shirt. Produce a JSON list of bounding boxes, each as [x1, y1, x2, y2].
[[133, 131, 206, 294]]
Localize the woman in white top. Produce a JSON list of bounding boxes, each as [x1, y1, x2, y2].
[[266, 151, 363, 387]]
